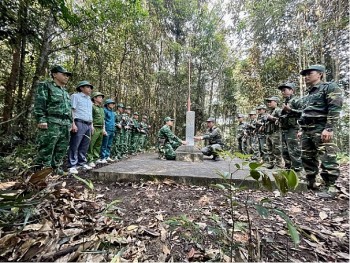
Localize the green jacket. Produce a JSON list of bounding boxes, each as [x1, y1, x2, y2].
[[158, 125, 181, 144], [300, 81, 343, 129], [92, 104, 105, 127], [33, 80, 72, 125]]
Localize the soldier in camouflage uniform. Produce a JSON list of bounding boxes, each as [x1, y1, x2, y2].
[[255, 104, 268, 162], [130, 112, 140, 155], [158, 117, 186, 160], [139, 115, 151, 152], [277, 83, 302, 172], [264, 96, 283, 169], [122, 106, 132, 158], [194, 117, 224, 161], [33, 65, 72, 175], [246, 111, 259, 159], [298, 65, 343, 197], [112, 103, 125, 160], [87, 91, 106, 167], [236, 114, 246, 153]]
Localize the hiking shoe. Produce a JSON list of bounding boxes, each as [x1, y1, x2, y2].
[[307, 181, 319, 190], [88, 162, 96, 168], [81, 164, 93, 170], [69, 167, 79, 175], [317, 185, 338, 198], [96, 159, 107, 164], [106, 157, 113, 162]]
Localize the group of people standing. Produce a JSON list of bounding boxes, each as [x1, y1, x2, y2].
[[33, 65, 150, 175], [236, 64, 343, 198]]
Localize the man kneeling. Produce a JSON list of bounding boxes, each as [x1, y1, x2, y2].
[[158, 117, 187, 160], [195, 118, 224, 161]]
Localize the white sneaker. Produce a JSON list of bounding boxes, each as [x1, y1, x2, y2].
[[69, 167, 79, 175], [96, 159, 107, 164], [106, 157, 113, 162], [88, 162, 96, 168], [81, 164, 93, 170]]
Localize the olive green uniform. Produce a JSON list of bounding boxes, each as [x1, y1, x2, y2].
[[299, 81, 343, 186], [33, 80, 72, 169], [87, 104, 105, 162], [158, 125, 182, 160]]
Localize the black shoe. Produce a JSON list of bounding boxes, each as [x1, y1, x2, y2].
[[212, 156, 221, 161], [307, 181, 319, 190]]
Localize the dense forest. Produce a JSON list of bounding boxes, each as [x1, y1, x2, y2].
[[0, 0, 349, 153]]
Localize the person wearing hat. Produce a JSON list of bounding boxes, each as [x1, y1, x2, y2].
[[87, 92, 107, 168], [158, 117, 186, 160], [139, 115, 151, 152], [33, 65, 73, 175], [111, 103, 125, 160], [277, 82, 302, 173], [236, 114, 247, 154], [255, 104, 268, 162], [67, 80, 94, 174], [130, 112, 140, 155], [100, 99, 116, 163], [298, 64, 343, 197], [194, 117, 224, 161], [264, 96, 283, 169]]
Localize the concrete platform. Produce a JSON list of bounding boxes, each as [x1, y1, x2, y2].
[[93, 153, 307, 191], [93, 153, 306, 191]]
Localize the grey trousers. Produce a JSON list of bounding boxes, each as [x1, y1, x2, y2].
[[68, 121, 92, 167]]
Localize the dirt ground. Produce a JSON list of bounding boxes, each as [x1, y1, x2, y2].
[[0, 161, 348, 262]]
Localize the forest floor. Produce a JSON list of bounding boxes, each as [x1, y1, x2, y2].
[[0, 158, 349, 262]]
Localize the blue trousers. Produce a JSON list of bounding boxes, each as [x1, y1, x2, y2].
[[68, 121, 92, 167], [101, 130, 115, 159]]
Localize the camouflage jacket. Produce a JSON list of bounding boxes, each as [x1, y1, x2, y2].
[[92, 104, 105, 127], [115, 112, 123, 129], [300, 81, 343, 129], [265, 107, 281, 134], [139, 121, 150, 135], [33, 80, 72, 125], [158, 125, 181, 144], [237, 122, 246, 138], [256, 113, 267, 135], [202, 126, 223, 145], [279, 95, 302, 130]]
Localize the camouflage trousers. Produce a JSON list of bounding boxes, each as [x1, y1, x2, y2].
[[281, 128, 302, 171], [159, 141, 181, 160], [35, 122, 70, 169], [257, 135, 267, 162], [130, 131, 140, 154], [301, 125, 339, 185], [265, 132, 283, 167], [139, 134, 148, 152], [201, 143, 222, 157], [87, 127, 104, 162], [112, 128, 123, 158]]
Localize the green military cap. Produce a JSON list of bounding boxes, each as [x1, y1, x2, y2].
[[133, 112, 139, 115], [237, 114, 244, 118], [265, 96, 280, 102], [164, 116, 174, 122], [50, 65, 72, 76], [117, 103, 125, 108], [256, 104, 267, 110], [249, 111, 257, 115], [278, 82, 296, 90], [125, 106, 132, 109], [76, 80, 93, 92], [104, 99, 115, 106], [206, 117, 215, 122], [300, 64, 325, 76], [91, 91, 104, 100]]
